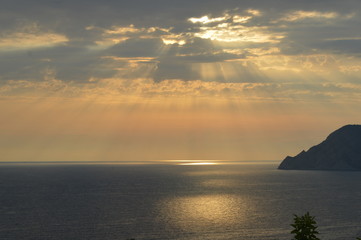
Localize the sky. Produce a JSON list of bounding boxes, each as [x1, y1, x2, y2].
[[1, 0, 361, 162]]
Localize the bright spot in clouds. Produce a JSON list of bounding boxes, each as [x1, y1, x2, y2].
[[188, 13, 283, 42], [188, 15, 228, 24]]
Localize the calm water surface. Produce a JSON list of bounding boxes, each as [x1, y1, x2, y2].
[[1, 163, 361, 240]]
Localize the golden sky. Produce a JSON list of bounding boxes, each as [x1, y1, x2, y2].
[[1, 0, 361, 162]]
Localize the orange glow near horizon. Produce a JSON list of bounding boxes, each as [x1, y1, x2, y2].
[[0, 93, 360, 162]]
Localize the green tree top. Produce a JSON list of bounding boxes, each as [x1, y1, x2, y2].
[[291, 212, 320, 240]]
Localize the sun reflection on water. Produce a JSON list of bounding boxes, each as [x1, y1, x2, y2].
[[159, 194, 249, 231], [200, 179, 238, 188]]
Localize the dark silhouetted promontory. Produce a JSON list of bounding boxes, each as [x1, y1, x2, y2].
[[279, 125, 361, 170]]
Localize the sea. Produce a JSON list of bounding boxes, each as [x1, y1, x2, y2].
[[1, 162, 361, 240]]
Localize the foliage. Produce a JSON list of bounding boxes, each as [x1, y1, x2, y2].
[[291, 212, 320, 240]]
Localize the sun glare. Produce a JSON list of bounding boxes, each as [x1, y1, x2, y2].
[[178, 162, 218, 166], [160, 160, 221, 165], [179, 162, 218, 166]]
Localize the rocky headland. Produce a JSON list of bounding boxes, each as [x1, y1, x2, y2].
[[279, 125, 361, 170]]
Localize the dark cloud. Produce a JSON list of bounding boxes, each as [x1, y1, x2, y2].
[[179, 38, 218, 55], [0, 0, 360, 83], [107, 38, 165, 58], [2, 0, 359, 32], [176, 52, 244, 63], [169, 38, 245, 63], [0, 46, 116, 82], [314, 39, 361, 54], [154, 61, 195, 82]]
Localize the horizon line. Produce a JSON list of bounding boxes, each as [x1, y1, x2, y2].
[[0, 160, 280, 165]]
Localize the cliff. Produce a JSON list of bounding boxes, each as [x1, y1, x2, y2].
[[278, 125, 361, 170]]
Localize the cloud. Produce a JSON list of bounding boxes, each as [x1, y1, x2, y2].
[[279, 10, 339, 22], [0, 0, 360, 85], [2, 75, 361, 105], [316, 39, 361, 54], [188, 15, 229, 24], [187, 12, 283, 43], [107, 38, 165, 58], [0, 22, 68, 51], [91, 24, 178, 46], [0, 44, 121, 82], [0, 32, 67, 51]]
